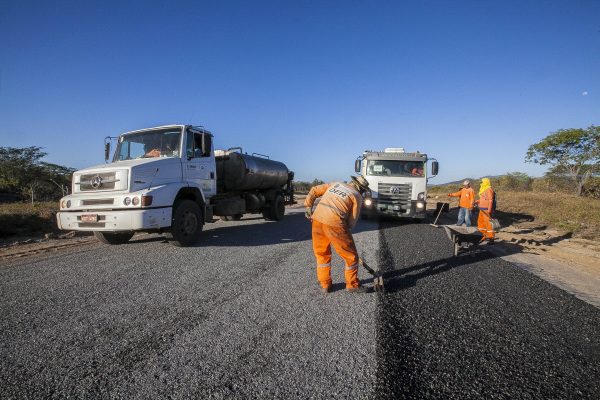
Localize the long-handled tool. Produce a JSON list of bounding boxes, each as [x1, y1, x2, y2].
[[358, 257, 385, 293], [430, 201, 448, 228]]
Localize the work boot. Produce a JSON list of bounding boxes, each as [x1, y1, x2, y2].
[[346, 286, 371, 294], [321, 286, 331, 293]]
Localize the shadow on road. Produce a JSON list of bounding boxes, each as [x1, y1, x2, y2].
[[379, 249, 509, 294], [129, 211, 379, 247]]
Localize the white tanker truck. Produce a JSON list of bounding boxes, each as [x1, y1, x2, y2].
[[57, 125, 295, 246]]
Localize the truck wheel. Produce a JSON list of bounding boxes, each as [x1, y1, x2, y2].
[[166, 200, 203, 247], [271, 195, 285, 221], [93, 231, 134, 245]]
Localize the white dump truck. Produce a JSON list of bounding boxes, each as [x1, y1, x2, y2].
[[57, 125, 294, 246], [354, 148, 438, 220]]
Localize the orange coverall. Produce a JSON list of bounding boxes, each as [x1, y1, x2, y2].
[[477, 187, 495, 240], [304, 182, 363, 289], [448, 187, 475, 209]]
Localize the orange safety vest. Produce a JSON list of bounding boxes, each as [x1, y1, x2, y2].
[[449, 187, 475, 209], [304, 182, 363, 228], [478, 187, 495, 211]]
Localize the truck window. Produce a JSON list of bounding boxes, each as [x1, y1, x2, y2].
[[114, 128, 181, 161], [186, 132, 210, 158], [366, 160, 425, 177]]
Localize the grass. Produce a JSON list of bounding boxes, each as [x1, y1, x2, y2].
[[0, 201, 59, 238], [429, 186, 600, 240]]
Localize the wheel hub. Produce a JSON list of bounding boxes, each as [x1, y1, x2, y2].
[[181, 211, 198, 235]]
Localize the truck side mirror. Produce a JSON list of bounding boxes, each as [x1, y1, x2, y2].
[[431, 161, 439, 176], [202, 134, 212, 157], [104, 142, 110, 162], [354, 159, 361, 173]]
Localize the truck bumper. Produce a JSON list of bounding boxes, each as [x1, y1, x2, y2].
[[362, 200, 427, 219], [56, 207, 172, 232]]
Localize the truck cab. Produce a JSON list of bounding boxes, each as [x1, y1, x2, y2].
[[354, 148, 438, 219], [57, 125, 294, 246]]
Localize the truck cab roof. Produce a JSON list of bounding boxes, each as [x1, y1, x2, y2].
[[362, 150, 428, 162]]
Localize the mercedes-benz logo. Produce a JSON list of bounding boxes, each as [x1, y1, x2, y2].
[[90, 175, 103, 189], [389, 186, 401, 194]]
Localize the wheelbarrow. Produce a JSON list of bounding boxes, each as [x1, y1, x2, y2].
[[443, 225, 483, 256]]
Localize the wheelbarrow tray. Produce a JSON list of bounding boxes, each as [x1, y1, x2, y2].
[[443, 225, 483, 256]]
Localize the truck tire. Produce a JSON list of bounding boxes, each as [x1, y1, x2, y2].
[[271, 195, 286, 221], [93, 231, 134, 245], [166, 200, 203, 247]]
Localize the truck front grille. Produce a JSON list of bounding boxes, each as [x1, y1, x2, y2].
[[78, 172, 117, 191], [377, 182, 412, 209], [81, 199, 114, 206]]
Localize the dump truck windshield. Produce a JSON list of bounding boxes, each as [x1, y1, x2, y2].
[[366, 160, 424, 177], [114, 128, 182, 161]]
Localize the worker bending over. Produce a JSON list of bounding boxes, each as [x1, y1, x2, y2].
[[447, 180, 475, 227], [476, 177, 496, 243], [304, 176, 370, 293]]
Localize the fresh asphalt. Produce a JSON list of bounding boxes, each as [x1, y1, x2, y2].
[[1, 210, 599, 399]]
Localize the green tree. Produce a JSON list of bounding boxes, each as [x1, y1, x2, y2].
[[526, 126, 600, 196], [0, 146, 75, 203]]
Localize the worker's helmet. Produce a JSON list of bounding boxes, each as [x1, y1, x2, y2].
[[463, 180, 470, 186], [350, 175, 370, 193]]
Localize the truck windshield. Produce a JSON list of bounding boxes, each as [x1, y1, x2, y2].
[[114, 128, 182, 161], [367, 160, 425, 177]]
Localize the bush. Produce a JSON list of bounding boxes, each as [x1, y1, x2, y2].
[[495, 172, 533, 191], [0, 202, 58, 238]]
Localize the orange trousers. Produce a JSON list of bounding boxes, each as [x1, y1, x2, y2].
[[311, 220, 360, 289], [477, 210, 495, 240]]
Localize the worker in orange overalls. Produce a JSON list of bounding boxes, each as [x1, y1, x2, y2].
[[475, 177, 495, 243], [447, 180, 475, 227], [304, 176, 370, 293]]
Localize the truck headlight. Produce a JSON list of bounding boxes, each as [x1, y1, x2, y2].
[[123, 197, 131, 206], [364, 198, 373, 207], [416, 202, 425, 209], [418, 192, 425, 200], [132, 196, 140, 206]]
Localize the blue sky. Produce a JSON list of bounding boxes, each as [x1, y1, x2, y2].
[[1, 0, 598, 183]]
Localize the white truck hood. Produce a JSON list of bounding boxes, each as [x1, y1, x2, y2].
[[73, 158, 182, 193]]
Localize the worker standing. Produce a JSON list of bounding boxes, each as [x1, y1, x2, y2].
[[304, 176, 370, 293], [447, 180, 475, 227], [475, 177, 496, 243]]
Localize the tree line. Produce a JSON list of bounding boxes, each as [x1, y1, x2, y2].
[[1, 125, 597, 204], [0, 146, 75, 204]]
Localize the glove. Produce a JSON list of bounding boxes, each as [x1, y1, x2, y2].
[[305, 207, 313, 219]]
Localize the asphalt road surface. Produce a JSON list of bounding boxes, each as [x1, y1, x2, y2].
[[1, 209, 599, 399]]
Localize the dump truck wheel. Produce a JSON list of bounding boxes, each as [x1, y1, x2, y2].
[[93, 231, 134, 245], [166, 200, 203, 247], [271, 195, 285, 221]]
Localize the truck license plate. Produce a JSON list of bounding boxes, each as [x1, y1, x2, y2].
[[81, 214, 98, 223]]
